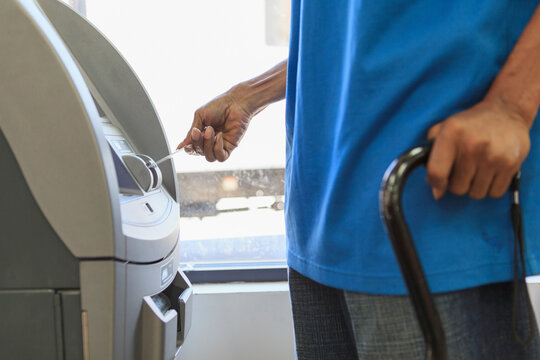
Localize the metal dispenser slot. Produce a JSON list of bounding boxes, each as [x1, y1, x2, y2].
[[141, 271, 193, 360]]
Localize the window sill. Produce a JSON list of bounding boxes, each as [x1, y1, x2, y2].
[[183, 265, 288, 284], [192, 281, 289, 295]]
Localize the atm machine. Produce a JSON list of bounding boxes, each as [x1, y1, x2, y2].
[[0, 0, 192, 359]]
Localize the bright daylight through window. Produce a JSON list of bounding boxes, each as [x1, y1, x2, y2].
[[66, 0, 291, 272]]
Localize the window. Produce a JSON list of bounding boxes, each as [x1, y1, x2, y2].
[[80, 0, 291, 279]]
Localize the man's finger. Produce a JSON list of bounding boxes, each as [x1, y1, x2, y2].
[[488, 172, 515, 198], [427, 123, 443, 140], [191, 128, 204, 155], [468, 165, 495, 199], [214, 132, 230, 162], [177, 136, 191, 150], [192, 111, 204, 131], [177, 110, 205, 150], [447, 153, 476, 196], [203, 126, 216, 162], [188, 111, 206, 153], [184, 144, 196, 155], [426, 133, 457, 199]]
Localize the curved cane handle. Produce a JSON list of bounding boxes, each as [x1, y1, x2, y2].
[[379, 142, 446, 360]]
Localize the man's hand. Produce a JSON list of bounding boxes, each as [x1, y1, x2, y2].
[[177, 60, 287, 162], [426, 97, 531, 200], [427, 4, 540, 200], [177, 89, 253, 162]]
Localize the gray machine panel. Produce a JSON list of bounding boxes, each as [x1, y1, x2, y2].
[[0, 129, 80, 290], [0, 290, 62, 360], [80, 260, 127, 360], [0, 0, 122, 259], [60, 291, 85, 360]]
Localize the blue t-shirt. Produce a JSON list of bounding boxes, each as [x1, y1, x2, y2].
[[285, 0, 540, 295]]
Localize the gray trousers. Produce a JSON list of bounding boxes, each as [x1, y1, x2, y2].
[[288, 268, 540, 360]]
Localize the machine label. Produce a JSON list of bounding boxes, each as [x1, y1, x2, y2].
[[160, 260, 174, 286], [112, 139, 133, 153]]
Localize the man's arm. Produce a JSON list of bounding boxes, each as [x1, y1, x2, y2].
[[427, 5, 540, 200], [235, 60, 288, 116], [177, 60, 287, 162], [486, 6, 540, 124]]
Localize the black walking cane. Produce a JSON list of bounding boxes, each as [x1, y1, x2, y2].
[[380, 143, 446, 360], [379, 143, 535, 360]]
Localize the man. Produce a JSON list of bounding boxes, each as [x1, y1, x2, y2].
[[178, 1, 540, 358]]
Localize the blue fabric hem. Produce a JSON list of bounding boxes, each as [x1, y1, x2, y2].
[[287, 249, 540, 295]]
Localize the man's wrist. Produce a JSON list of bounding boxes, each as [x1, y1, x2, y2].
[[484, 91, 538, 130], [227, 80, 283, 116], [228, 82, 259, 114], [227, 60, 288, 116]]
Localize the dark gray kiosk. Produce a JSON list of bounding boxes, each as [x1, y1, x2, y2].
[[0, 0, 192, 359]]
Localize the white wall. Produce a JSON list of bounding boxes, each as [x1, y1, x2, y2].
[[178, 283, 295, 360]]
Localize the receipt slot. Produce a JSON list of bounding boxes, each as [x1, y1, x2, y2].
[[0, 0, 192, 359]]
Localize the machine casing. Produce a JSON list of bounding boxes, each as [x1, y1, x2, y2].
[[0, 0, 192, 359]]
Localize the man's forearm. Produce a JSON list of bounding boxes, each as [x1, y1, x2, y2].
[[230, 60, 288, 115], [485, 6, 540, 127]]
